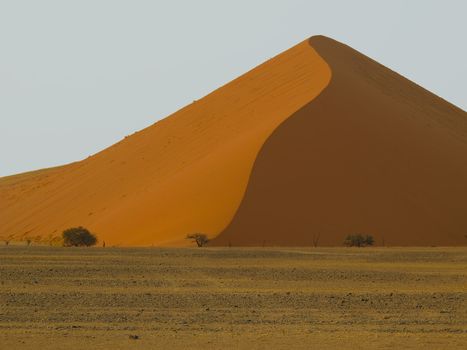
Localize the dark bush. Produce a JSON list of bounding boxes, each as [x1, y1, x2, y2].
[[62, 227, 97, 247], [364, 235, 374, 246], [344, 234, 374, 247], [186, 233, 209, 247]]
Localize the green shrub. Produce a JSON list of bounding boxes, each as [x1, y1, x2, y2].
[[344, 234, 374, 247], [62, 227, 97, 247]]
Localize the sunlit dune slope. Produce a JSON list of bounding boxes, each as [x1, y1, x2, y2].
[[0, 40, 331, 246], [212, 36, 467, 247]]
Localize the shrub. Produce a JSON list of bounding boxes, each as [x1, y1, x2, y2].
[[364, 235, 374, 246], [62, 227, 97, 247], [344, 234, 374, 247], [186, 233, 209, 247]]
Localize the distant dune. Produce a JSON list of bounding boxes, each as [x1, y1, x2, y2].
[[1, 36, 466, 246]]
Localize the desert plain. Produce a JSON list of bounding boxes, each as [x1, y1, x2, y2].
[[0, 246, 466, 349]]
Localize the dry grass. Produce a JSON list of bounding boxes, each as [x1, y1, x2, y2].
[[0, 246, 466, 349]]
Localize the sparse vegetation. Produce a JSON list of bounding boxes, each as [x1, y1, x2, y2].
[[186, 233, 209, 247], [344, 234, 374, 247], [62, 227, 97, 247]]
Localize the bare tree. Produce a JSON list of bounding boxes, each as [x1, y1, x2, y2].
[[186, 233, 209, 247], [3, 234, 14, 246], [312, 233, 321, 248]]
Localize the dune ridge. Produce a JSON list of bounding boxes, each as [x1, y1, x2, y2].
[[0, 39, 331, 246]]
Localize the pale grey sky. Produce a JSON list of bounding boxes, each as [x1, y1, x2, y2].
[[1, 0, 466, 176]]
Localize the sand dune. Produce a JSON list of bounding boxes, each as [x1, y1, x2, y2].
[[1, 36, 466, 247]]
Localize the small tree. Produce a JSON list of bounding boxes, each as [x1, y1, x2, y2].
[[186, 233, 209, 247], [62, 227, 97, 247], [344, 234, 374, 247]]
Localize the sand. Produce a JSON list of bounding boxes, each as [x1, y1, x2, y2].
[[1, 246, 466, 349], [1, 36, 466, 247]]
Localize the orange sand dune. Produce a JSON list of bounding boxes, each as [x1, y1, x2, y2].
[[1, 36, 466, 247], [212, 36, 467, 247], [0, 40, 330, 246]]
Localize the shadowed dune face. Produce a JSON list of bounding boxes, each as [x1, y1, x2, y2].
[[211, 36, 467, 247], [0, 41, 331, 246]]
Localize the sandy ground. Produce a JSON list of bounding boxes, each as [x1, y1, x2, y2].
[[0, 246, 466, 349]]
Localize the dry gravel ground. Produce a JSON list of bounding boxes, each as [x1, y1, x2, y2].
[[0, 246, 466, 349]]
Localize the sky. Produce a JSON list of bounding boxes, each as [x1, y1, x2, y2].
[[1, 0, 466, 177]]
